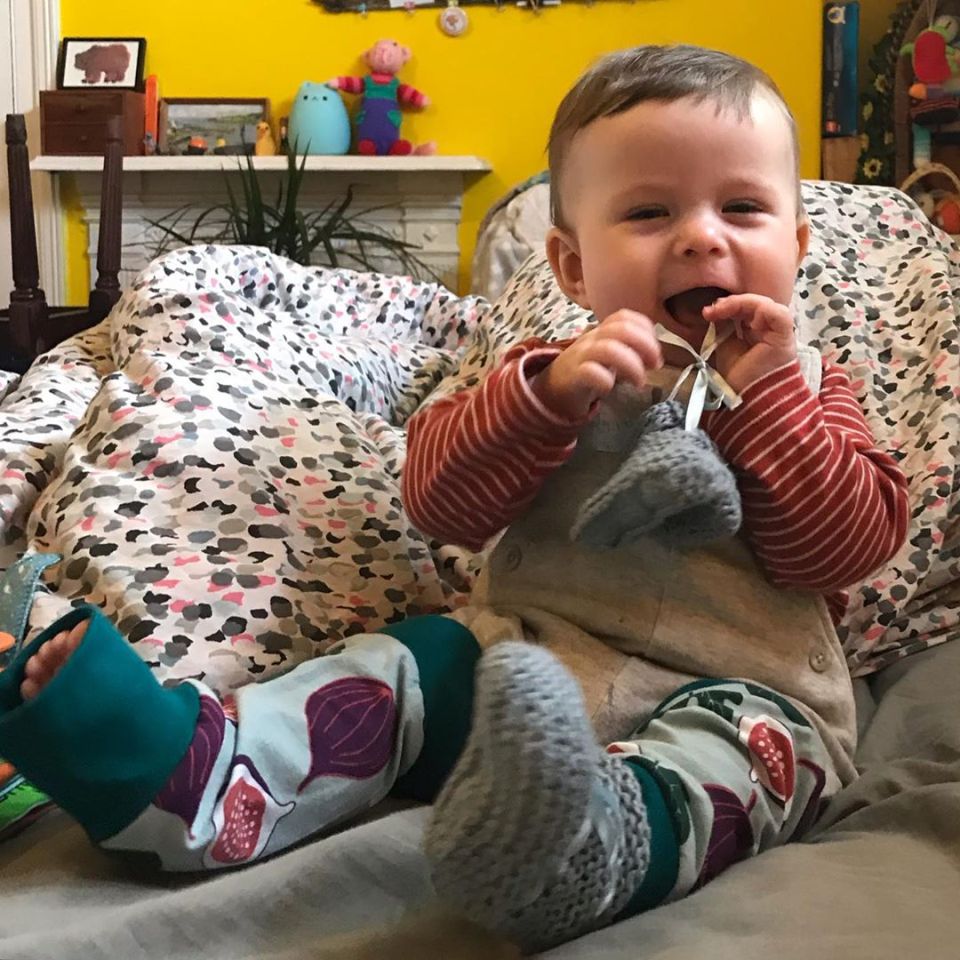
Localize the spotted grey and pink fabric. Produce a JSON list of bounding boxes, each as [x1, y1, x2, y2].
[[0, 180, 954, 702]]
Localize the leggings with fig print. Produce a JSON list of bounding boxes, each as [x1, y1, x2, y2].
[[0, 603, 836, 890], [0, 605, 479, 871]]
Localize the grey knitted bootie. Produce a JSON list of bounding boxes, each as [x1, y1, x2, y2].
[[425, 642, 651, 954], [571, 399, 742, 550]]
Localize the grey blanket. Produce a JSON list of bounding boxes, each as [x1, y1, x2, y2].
[[2, 634, 958, 960]]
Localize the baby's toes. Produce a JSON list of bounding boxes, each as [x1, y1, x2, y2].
[[17, 619, 91, 701], [65, 619, 88, 651], [19, 675, 41, 700], [30, 637, 60, 672], [20, 630, 70, 695], [20, 646, 55, 699], [39, 630, 72, 667]]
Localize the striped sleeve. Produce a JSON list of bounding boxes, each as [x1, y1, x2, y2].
[[403, 341, 587, 550], [704, 358, 910, 599], [334, 76, 364, 94], [397, 84, 427, 108]]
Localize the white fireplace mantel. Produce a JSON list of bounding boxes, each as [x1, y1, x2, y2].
[[31, 154, 492, 291]]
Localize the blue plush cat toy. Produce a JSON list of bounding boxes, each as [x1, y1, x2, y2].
[[287, 82, 351, 155]]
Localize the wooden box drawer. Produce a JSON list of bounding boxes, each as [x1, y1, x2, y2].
[[42, 122, 113, 156], [40, 90, 145, 155], [40, 90, 130, 122]]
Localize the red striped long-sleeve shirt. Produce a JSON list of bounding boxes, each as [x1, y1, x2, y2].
[[403, 341, 910, 621]]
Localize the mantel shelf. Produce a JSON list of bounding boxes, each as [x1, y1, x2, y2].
[[31, 154, 491, 174], [45, 152, 487, 293]]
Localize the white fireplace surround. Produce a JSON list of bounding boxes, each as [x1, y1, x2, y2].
[[32, 155, 491, 293]]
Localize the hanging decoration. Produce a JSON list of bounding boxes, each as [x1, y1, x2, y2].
[[439, 0, 469, 35], [314, 0, 613, 13], [856, 0, 923, 184]]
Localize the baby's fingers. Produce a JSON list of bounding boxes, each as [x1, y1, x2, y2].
[[705, 295, 793, 342], [595, 310, 663, 370], [575, 361, 617, 399], [702, 294, 764, 323], [583, 339, 651, 391]]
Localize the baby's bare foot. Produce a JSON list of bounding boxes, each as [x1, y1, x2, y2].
[[20, 620, 89, 700]]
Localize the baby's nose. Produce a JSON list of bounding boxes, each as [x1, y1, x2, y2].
[[675, 215, 727, 258]]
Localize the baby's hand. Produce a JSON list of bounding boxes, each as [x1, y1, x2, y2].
[[531, 310, 662, 420], [703, 294, 797, 394]]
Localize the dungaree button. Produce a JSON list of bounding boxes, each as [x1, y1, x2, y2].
[[808, 648, 828, 673], [504, 545, 522, 571]]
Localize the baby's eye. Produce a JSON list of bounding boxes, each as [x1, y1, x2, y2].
[[723, 201, 763, 215], [625, 206, 668, 221]]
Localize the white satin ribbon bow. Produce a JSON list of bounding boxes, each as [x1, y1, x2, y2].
[[654, 323, 742, 431]]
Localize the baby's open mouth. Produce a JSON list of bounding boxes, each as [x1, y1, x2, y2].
[[664, 286, 730, 327]]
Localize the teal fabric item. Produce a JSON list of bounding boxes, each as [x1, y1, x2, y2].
[[0, 605, 199, 842], [384, 615, 480, 802], [617, 760, 681, 917], [0, 554, 62, 669]]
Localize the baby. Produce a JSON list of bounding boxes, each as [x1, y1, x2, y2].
[[402, 43, 909, 951], [0, 44, 908, 957]]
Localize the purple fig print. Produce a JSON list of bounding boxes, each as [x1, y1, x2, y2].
[[154, 695, 227, 835], [694, 783, 755, 890], [298, 676, 397, 792], [203, 756, 294, 867]]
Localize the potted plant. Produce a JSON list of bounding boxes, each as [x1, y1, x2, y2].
[[146, 147, 435, 279]]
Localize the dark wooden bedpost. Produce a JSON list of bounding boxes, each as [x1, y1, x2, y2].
[[5, 114, 47, 358], [87, 115, 123, 324]]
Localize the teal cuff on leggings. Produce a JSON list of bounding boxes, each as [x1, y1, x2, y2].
[[382, 615, 480, 803], [616, 760, 681, 918], [0, 605, 199, 842]]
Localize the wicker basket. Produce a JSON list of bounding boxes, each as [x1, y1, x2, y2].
[[900, 161, 960, 239]]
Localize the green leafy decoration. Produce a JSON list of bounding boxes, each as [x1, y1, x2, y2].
[[856, 0, 923, 185]]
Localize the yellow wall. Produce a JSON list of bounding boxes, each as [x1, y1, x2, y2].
[[62, 0, 823, 297]]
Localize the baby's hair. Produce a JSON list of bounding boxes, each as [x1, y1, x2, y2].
[[547, 45, 801, 227]]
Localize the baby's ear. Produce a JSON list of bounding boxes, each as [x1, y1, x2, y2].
[[795, 218, 810, 266], [546, 227, 590, 310]]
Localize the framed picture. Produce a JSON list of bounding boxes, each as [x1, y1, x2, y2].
[[158, 98, 270, 156], [57, 37, 146, 90]]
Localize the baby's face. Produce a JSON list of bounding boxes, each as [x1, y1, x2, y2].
[[548, 93, 809, 361]]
